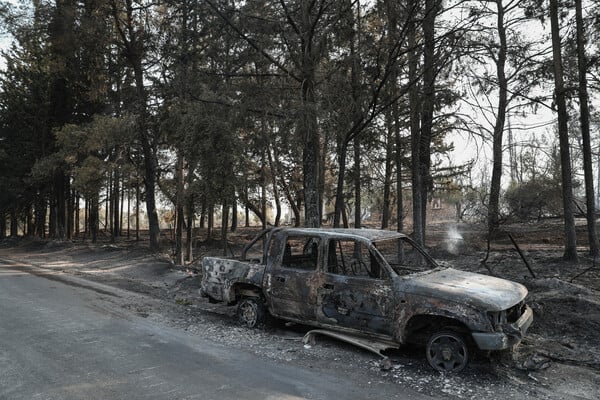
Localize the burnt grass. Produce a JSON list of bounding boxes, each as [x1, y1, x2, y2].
[[2, 220, 600, 399]]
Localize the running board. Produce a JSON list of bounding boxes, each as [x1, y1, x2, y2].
[[302, 329, 399, 359]]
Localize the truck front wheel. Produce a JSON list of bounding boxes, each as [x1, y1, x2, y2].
[[237, 297, 266, 328], [426, 330, 469, 373]]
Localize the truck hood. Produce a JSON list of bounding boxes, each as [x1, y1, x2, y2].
[[403, 268, 528, 312]]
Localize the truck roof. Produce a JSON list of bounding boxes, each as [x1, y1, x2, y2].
[[271, 227, 407, 241]]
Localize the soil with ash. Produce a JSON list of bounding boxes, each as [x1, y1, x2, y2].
[[1, 220, 600, 399]]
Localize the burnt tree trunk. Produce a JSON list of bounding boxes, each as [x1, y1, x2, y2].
[[90, 192, 99, 243], [135, 183, 140, 241], [75, 192, 80, 237], [231, 197, 237, 233], [488, 0, 508, 237], [334, 140, 348, 228], [419, 0, 439, 242], [575, 0, 599, 256], [120, 179, 125, 235], [105, 176, 110, 235], [267, 147, 281, 226], [53, 170, 67, 238], [83, 198, 88, 240], [0, 213, 6, 239], [26, 205, 35, 237], [111, 0, 160, 251], [300, 2, 321, 228], [261, 153, 268, 229], [550, 0, 578, 261], [382, 111, 394, 229], [35, 197, 46, 238], [10, 209, 18, 237], [186, 196, 194, 263], [277, 160, 302, 227], [408, 2, 423, 245], [175, 154, 185, 265], [221, 200, 229, 256], [127, 188, 131, 239], [113, 169, 120, 238], [207, 204, 214, 239], [353, 139, 362, 228]]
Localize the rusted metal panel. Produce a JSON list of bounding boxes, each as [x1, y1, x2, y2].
[[317, 274, 395, 335], [266, 268, 318, 320], [402, 268, 528, 311], [201, 257, 264, 303], [392, 291, 493, 343]]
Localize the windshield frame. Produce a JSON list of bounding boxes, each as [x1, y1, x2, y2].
[[370, 236, 439, 277]]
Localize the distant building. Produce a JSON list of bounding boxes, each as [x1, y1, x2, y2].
[[362, 197, 458, 228]]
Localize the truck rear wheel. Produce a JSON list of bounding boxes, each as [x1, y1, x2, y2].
[[426, 330, 469, 373], [237, 297, 266, 328]]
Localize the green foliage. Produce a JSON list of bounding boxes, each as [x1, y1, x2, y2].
[[0, 0, 117, 236], [30, 153, 62, 185], [55, 115, 136, 197], [0, 0, 596, 244]]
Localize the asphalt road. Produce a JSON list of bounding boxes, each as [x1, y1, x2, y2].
[[0, 260, 429, 400]]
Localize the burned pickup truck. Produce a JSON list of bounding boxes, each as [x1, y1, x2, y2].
[[201, 228, 533, 373]]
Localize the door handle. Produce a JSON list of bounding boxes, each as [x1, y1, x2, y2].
[[275, 276, 286, 283], [323, 283, 334, 290]]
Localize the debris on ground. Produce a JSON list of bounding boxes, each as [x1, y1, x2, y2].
[[2, 221, 600, 399]]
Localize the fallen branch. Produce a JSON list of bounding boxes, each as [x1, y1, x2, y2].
[[480, 230, 495, 276], [570, 256, 597, 283], [508, 233, 536, 278]]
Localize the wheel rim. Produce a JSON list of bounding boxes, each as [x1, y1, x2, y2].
[[239, 300, 258, 328], [427, 333, 468, 373]]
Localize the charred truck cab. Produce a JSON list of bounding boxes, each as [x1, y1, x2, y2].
[[201, 228, 533, 373]]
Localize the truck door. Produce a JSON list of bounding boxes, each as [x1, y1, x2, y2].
[[316, 238, 394, 336], [266, 234, 320, 321]]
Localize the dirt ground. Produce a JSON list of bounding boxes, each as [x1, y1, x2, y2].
[[1, 221, 599, 399]]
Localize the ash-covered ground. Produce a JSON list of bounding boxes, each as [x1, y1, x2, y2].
[[2, 221, 599, 399]]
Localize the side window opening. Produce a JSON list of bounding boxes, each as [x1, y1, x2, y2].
[[242, 228, 272, 263], [280, 236, 320, 271], [326, 239, 386, 280]]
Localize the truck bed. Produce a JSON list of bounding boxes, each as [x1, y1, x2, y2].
[[201, 257, 265, 304]]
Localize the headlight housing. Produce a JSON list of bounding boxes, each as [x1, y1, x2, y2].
[[489, 301, 526, 331]]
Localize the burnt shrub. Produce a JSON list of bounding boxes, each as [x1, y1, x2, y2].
[[504, 179, 562, 221]]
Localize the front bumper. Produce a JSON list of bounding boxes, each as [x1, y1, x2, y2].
[[471, 305, 533, 350]]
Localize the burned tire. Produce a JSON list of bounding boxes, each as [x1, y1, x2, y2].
[[426, 330, 469, 373], [237, 297, 266, 328]]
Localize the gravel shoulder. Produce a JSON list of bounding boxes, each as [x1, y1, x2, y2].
[[1, 236, 599, 400]]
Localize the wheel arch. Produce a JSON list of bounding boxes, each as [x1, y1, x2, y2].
[[403, 313, 471, 345], [230, 283, 264, 304]]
